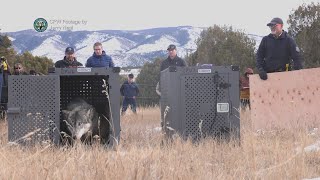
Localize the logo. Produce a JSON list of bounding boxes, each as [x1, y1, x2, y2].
[[198, 69, 212, 73], [33, 18, 48, 32], [77, 68, 92, 73]]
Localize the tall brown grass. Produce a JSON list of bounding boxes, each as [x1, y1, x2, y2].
[[0, 107, 319, 179]]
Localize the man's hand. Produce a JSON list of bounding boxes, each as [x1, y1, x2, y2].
[[293, 65, 302, 70], [259, 71, 268, 80]]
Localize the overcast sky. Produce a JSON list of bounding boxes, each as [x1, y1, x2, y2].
[[0, 0, 318, 35]]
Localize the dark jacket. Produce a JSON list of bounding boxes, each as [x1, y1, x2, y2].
[[120, 81, 139, 98], [85, 51, 114, 68], [240, 68, 253, 90], [240, 76, 249, 90], [160, 55, 187, 71], [55, 57, 83, 68], [256, 31, 303, 73]]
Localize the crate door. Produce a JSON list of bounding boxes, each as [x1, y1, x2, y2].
[[7, 75, 60, 145], [180, 73, 231, 139]]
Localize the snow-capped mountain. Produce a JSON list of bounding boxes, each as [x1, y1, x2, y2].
[[7, 26, 262, 67]]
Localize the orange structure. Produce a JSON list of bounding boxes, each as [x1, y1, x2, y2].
[[250, 68, 320, 131]]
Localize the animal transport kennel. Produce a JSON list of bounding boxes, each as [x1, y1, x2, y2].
[[160, 66, 240, 140], [7, 67, 121, 146]]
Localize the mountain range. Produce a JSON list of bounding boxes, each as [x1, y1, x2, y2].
[[6, 26, 262, 67]]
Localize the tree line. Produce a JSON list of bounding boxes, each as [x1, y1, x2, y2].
[[0, 35, 54, 74]]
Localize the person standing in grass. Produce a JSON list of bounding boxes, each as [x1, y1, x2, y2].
[[120, 73, 139, 115]]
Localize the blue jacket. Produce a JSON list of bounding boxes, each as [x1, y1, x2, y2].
[[120, 81, 139, 98], [85, 51, 114, 67], [256, 31, 303, 73]]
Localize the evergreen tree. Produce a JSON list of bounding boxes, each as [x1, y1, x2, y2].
[[0, 34, 54, 74], [135, 58, 162, 106], [288, 2, 320, 68], [187, 25, 256, 73]]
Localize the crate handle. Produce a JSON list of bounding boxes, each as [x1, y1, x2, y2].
[[7, 108, 21, 114]]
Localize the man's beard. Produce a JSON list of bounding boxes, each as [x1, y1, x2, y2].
[[169, 55, 176, 59], [66, 57, 74, 61], [271, 30, 276, 35]]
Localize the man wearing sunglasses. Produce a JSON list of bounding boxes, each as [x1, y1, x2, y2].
[[13, 63, 28, 75], [256, 17, 303, 80]]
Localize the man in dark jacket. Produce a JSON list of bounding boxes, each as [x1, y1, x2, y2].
[[120, 73, 139, 115], [160, 44, 187, 71], [159, 44, 187, 129], [85, 42, 114, 68], [55, 47, 83, 68], [256, 17, 303, 80]]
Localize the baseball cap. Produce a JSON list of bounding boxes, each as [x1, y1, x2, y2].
[[267, 17, 283, 26], [65, 47, 75, 54], [167, 44, 176, 51], [128, 73, 134, 78]]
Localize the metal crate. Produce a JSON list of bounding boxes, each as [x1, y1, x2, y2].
[[7, 67, 120, 146], [160, 66, 240, 140]]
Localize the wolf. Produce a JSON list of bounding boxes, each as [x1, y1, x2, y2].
[[61, 98, 100, 144]]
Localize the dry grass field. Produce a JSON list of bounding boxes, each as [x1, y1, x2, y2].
[[0, 107, 319, 179]]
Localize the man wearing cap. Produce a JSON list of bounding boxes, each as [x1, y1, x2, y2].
[[160, 44, 187, 71], [159, 44, 187, 129], [256, 17, 303, 80], [85, 42, 114, 68], [55, 47, 83, 68], [120, 73, 139, 115]]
